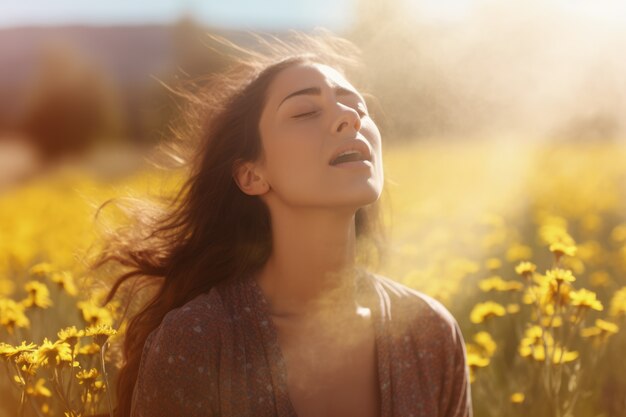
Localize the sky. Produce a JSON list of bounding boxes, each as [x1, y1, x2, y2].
[[4, 0, 626, 31], [0, 0, 357, 30]]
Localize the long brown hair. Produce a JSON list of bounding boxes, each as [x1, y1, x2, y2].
[[88, 28, 391, 417]]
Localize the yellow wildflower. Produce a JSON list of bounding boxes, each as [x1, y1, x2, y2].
[[50, 271, 78, 296], [77, 300, 113, 327], [470, 301, 506, 324], [485, 258, 502, 271], [16, 351, 40, 375], [57, 326, 85, 349], [506, 303, 521, 314], [545, 268, 576, 284], [539, 220, 575, 247], [28, 262, 55, 279], [0, 278, 15, 296], [515, 261, 536, 278], [77, 342, 101, 356], [505, 244, 533, 262], [26, 378, 52, 398], [0, 341, 37, 361], [0, 298, 30, 334], [609, 287, 626, 318], [478, 276, 523, 292], [519, 325, 554, 360], [86, 323, 117, 346], [542, 277, 572, 307], [472, 331, 497, 357], [36, 338, 73, 367], [610, 223, 626, 243], [466, 345, 490, 383], [549, 241, 577, 258], [581, 319, 619, 345], [76, 368, 99, 385], [510, 392, 525, 404], [569, 288, 603, 311], [21, 280, 53, 309], [551, 346, 579, 364], [540, 315, 563, 328], [595, 318, 619, 334]]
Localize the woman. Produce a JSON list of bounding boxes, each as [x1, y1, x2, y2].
[[92, 29, 472, 417]]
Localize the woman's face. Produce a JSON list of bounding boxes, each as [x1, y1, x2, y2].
[[257, 62, 384, 211]]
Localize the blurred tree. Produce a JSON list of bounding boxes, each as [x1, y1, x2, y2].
[[18, 40, 126, 162]]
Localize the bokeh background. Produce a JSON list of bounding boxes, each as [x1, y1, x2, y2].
[[1, 1, 626, 416]]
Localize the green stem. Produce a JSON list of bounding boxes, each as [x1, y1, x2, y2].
[[100, 341, 115, 417]]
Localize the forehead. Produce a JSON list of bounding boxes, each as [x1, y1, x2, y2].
[[266, 62, 359, 103]]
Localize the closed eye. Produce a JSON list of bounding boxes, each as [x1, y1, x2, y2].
[[293, 108, 368, 119], [293, 110, 319, 118]]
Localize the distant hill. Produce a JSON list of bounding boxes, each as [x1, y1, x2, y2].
[[0, 23, 276, 145]]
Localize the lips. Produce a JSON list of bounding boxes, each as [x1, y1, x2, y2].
[[328, 139, 372, 166]]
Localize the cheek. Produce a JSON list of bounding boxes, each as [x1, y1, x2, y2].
[[266, 129, 320, 169]]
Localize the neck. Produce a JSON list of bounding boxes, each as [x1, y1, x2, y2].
[[254, 207, 363, 320]]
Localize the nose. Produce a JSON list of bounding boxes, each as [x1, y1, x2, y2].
[[332, 104, 361, 134]]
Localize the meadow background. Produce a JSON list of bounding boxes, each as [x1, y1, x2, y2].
[[1, 1, 626, 416]]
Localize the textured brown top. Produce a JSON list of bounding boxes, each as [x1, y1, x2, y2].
[[130, 270, 473, 417]]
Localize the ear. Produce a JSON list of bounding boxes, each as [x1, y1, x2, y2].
[[232, 159, 270, 196]]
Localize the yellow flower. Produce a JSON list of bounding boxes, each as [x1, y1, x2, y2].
[[519, 325, 554, 360], [595, 318, 619, 334], [36, 338, 73, 368], [472, 331, 497, 357], [76, 368, 99, 385], [470, 301, 506, 324], [539, 218, 575, 247], [540, 315, 563, 328], [569, 288, 603, 311], [505, 244, 533, 262], [580, 319, 618, 347], [77, 342, 101, 356], [0, 278, 16, 297], [0, 341, 37, 361], [515, 261, 536, 277], [0, 298, 30, 334], [549, 241, 577, 258], [609, 287, 626, 318], [478, 276, 523, 292], [50, 271, 78, 296], [86, 323, 117, 346], [77, 300, 113, 327], [506, 303, 521, 314], [545, 268, 576, 284], [510, 392, 525, 404], [551, 346, 579, 364], [16, 351, 40, 375], [541, 277, 572, 307], [466, 347, 490, 383], [21, 280, 53, 309], [28, 262, 55, 279], [26, 378, 52, 398], [57, 326, 85, 348], [484, 258, 502, 271]]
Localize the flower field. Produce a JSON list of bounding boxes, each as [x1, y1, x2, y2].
[[1, 138, 625, 416]]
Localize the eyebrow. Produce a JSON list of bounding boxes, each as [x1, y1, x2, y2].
[[277, 85, 365, 111]]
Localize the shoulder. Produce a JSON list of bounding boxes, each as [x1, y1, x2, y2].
[[131, 290, 224, 416], [369, 272, 464, 344], [147, 289, 225, 350]]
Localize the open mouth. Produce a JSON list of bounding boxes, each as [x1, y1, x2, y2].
[[329, 150, 369, 166]]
